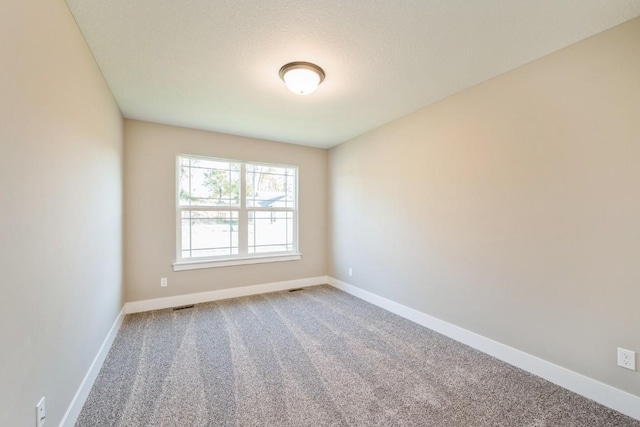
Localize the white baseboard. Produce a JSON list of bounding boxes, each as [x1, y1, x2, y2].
[[327, 277, 640, 421], [59, 306, 126, 427], [125, 276, 329, 314]]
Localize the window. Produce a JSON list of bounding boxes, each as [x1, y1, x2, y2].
[[175, 155, 298, 270]]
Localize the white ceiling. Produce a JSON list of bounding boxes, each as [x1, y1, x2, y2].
[[65, 0, 640, 149]]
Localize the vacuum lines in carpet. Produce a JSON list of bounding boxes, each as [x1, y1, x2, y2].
[[76, 285, 639, 426]]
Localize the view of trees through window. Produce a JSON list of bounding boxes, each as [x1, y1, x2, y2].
[[178, 156, 297, 260]]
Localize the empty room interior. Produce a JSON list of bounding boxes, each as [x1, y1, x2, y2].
[[2, 1, 640, 426]]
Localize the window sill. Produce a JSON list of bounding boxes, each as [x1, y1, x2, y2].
[[173, 253, 302, 271]]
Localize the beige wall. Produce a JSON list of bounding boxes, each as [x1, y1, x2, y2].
[[329, 18, 640, 396], [124, 120, 327, 302], [0, 1, 124, 426]]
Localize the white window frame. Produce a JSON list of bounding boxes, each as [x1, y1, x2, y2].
[[173, 154, 300, 271]]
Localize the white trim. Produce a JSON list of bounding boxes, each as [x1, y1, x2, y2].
[[59, 307, 126, 427], [327, 277, 640, 421], [173, 253, 302, 271], [125, 276, 328, 314]]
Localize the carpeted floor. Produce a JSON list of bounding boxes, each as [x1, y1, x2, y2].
[[76, 285, 639, 426]]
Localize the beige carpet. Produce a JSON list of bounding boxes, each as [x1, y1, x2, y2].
[[76, 285, 639, 426]]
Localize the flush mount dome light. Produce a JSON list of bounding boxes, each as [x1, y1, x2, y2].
[[279, 62, 325, 95]]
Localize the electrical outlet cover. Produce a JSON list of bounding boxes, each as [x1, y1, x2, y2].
[[36, 397, 46, 427], [617, 347, 636, 371]]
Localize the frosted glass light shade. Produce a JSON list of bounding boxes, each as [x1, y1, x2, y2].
[[283, 68, 320, 95], [279, 62, 325, 95]]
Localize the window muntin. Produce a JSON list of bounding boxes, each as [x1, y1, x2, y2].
[[177, 155, 297, 263], [246, 164, 296, 209], [179, 157, 240, 207], [248, 211, 294, 254], [180, 210, 239, 259]]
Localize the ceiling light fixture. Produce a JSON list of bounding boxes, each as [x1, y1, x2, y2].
[[279, 62, 325, 95]]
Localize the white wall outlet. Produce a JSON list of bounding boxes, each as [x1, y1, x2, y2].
[[617, 347, 636, 371], [36, 397, 46, 427], [348, 268, 353, 277], [160, 277, 167, 287]]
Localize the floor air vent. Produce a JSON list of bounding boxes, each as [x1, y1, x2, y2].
[[173, 305, 195, 311], [288, 288, 303, 292]]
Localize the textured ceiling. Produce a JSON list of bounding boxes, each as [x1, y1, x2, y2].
[[65, 0, 640, 148]]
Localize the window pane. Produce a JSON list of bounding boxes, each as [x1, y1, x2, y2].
[[246, 164, 296, 208], [181, 210, 239, 259], [179, 157, 240, 207], [248, 211, 294, 254]]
